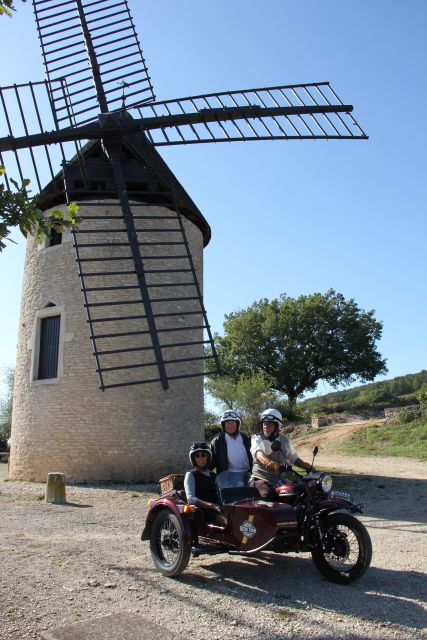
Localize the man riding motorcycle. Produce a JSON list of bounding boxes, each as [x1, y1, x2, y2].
[[249, 408, 314, 500]]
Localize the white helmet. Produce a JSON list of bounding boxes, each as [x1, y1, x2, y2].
[[260, 408, 283, 431], [220, 409, 242, 431]]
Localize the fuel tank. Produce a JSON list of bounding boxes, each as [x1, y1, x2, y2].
[[275, 482, 304, 505]]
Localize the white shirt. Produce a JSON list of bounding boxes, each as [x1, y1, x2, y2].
[[225, 433, 250, 471], [250, 433, 298, 465]]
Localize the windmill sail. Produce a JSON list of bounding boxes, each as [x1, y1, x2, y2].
[[138, 83, 368, 146], [65, 137, 218, 391], [33, 0, 155, 126], [0, 1, 368, 391]]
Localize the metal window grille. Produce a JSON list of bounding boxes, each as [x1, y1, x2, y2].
[[37, 315, 61, 379]]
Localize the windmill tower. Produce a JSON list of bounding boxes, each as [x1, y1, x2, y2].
[[1, 0, 367, 483]]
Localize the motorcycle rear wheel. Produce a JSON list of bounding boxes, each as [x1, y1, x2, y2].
[[150, 509, 191, 577], [311, 512, 372, 584]]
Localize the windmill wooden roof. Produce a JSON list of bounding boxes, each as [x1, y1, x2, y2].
[[36, 131, 211, 247]]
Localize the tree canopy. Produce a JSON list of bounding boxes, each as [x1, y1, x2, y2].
[[214, 289, 387, 413]]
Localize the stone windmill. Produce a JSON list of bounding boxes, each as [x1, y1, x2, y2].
[[0, 0, 367, 482]]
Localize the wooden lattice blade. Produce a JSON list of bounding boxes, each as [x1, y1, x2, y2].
[[0, 80, 81, 193], [32, 0, 155, 126], [67, 141, 220, 391], [0, 81, 367, 159], [136, 82, 368, 145]]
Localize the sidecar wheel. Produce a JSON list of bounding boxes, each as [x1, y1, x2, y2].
[[149, 509, 191, 577], [311, 512, 372, 584]]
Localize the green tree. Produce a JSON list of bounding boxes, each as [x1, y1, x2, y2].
[[357, 383, 395, 409], [215, 289, 387, 414], [206, 371, 286, 433], [0, 367, 14, 450]]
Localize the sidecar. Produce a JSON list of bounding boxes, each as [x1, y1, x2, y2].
[[141, 471, 298, 577]]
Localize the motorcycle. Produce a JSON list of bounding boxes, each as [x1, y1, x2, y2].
[[141, 447, 372, 584]]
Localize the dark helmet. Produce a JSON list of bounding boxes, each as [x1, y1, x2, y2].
[[220, 409, 242, 431], [189, 442, 212, 467]]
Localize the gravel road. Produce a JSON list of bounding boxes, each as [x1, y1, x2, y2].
[[1, 450, 426, 640]]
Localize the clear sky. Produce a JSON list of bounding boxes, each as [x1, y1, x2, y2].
[[1, 0, 426, 401]]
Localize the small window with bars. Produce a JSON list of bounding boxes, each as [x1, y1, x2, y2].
[[37, 315, 61, 380]]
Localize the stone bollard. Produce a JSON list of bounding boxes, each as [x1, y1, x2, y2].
[[311, 416, 320, 430], [45, 472, 66, 504]]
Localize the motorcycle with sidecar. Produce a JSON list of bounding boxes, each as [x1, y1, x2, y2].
[[141, 448, 372, 584]]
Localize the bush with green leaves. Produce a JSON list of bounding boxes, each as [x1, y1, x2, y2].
[[391, 405, 425, 426], [417, 390, 427, 408]]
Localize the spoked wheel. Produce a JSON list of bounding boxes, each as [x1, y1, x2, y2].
[[312, 512, 372, 584], [149, 509, 191, 577]]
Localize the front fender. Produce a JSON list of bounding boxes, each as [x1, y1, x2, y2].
[[318, 496, 364, 515], [141, 498, 196, 544]]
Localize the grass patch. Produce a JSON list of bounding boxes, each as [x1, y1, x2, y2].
[[36, 493, 44, 501], [340, 418, 427, 461], [130, 492, 140, 498], [276, 608, 296, 621]]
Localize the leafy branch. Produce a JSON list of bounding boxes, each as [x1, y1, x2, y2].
[[0, 167, 80, 251], [0, 0, 25, 18]]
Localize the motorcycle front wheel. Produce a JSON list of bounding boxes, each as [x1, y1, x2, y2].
[[312, 512, 372, 584], [149, 509, 191, 577]]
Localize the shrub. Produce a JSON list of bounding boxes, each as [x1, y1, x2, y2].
[[390, 405, 425, 425]]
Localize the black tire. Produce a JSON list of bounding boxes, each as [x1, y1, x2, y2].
[[149, 509, 191, 577], [311, 512, 372, 584]]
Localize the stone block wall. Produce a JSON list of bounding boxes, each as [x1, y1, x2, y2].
[[9, 200, 205, 483]]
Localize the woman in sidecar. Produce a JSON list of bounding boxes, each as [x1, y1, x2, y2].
[[184, 442, 227, 526]]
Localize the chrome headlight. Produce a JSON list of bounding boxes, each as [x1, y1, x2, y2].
[[321, 474, 333, 493]]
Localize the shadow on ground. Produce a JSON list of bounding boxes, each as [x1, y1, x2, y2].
[[330, 473, 427, 523], [116, 551, 426, 634]]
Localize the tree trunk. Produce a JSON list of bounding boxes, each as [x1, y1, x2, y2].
[[287, 393, 297, 416]]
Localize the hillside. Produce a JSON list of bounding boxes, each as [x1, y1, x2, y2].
[[300, 369, 427, 414], [294, 418, 427, 475]]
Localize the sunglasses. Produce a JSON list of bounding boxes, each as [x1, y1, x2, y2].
[[194, 452, 208, 458]]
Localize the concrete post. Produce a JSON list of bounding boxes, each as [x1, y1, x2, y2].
[[46, 472, 66, 504]]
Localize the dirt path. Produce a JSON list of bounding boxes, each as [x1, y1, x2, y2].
[[294, 419, 427, 479], [1, 426, 426, 640]]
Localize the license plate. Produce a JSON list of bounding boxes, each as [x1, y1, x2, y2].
[[330, 490, 352, 502]]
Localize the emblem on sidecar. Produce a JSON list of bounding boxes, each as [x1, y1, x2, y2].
[[240, 519, 256, 540]]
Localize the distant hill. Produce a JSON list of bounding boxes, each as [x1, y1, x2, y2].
[[300, 370, 427, 414]]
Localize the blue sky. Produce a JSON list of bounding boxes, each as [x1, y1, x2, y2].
[[1, 0, 426, 401]]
